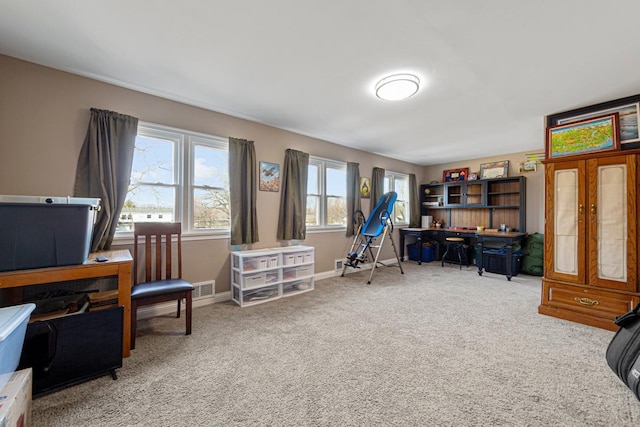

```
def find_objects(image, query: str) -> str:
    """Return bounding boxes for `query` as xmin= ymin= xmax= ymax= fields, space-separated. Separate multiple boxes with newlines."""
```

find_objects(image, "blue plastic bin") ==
xmin=407 ymin=244 xmax=435 ymax=263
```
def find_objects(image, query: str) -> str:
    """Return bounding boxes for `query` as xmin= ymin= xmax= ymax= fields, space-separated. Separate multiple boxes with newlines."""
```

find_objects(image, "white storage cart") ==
xmin=230 ymin=246 xmax=314 ymax=307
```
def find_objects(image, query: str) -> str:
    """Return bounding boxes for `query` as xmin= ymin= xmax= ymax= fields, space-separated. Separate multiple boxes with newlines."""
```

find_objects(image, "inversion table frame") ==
xmin=341 ymin=191 xmax=404 ymax=284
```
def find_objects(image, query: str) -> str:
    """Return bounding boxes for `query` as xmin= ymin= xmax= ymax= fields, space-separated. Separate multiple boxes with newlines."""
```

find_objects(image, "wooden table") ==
xmin=0 ymin=249 xmax=133 ymax=357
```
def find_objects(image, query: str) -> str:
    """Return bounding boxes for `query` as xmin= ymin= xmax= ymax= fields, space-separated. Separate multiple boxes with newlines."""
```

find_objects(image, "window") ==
xmin=117 ymin=123 xmax=229 ymax=234
xmin=384 ymin=171 xmax=410 ymax=225
xmin=306 ymin=157 xmax=347 ymax=228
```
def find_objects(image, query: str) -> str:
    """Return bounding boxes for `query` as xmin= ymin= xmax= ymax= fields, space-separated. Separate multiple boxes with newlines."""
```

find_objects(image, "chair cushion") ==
xmin=131 ymin=279 xmax=195 ymax=300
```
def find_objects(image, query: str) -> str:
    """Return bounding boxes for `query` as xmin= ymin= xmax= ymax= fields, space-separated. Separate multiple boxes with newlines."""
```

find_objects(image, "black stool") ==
xmin=441 ymin=237 xmax=469 ymax=269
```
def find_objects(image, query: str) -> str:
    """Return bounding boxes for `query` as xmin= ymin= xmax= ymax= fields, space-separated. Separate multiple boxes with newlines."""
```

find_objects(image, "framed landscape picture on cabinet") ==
xmin=546 ymin=93 xmax=640 ymax=150
xmin=546 ymin=113 xmax=620 ymax=159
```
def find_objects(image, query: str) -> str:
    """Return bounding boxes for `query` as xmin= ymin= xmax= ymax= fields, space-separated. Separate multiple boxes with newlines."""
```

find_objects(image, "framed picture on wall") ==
xmin=442 ymin=168 xmax=469 ymax=182
xmin=360 ymin=177 xmax=371 ymax=198
xmin=479 ymin=161 xmax=509 ymax=179
xmin=259 ymin=161 xmax=280 ymax=191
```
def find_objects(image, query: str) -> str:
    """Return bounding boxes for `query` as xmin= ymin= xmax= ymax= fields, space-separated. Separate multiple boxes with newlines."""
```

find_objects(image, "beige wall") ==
xmin=0 ymin=54 xmax=425 ymax=293
xmin=0 ymin=55 xmax=546 ymax=294
xmin=423 ymin=152 xmax=545 ymax=233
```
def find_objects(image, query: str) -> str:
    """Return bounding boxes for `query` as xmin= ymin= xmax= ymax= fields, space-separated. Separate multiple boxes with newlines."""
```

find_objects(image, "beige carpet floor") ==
xmin=32 ymin=262 xmax=640 ymax=426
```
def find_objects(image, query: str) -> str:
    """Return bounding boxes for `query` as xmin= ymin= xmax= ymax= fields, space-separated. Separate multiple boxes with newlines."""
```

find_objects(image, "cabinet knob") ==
xmin=579 ymin=204 xmax=584 ymax=215
xmin=590 ymin=204 xmax=597 ymax=215
xmin=574 ymin=297 xmax=599 ymax=306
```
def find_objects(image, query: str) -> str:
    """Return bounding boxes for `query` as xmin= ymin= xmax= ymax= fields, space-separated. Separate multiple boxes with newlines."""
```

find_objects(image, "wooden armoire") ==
xmin=539 ymin=153 xmax=639 ymax=330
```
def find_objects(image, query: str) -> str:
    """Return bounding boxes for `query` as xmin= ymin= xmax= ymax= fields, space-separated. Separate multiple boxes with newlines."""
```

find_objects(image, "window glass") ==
xmin=327 ymin=196 xmax=346 ymax=225
xmin=120 ymin=185 xmax=176 ymax=231
xmin=307 ymin=164 xmax=319 ymax=194
xmin=395 ymin=176 xmax=409 ymax=200
xmin=130 ymin=136 xmax=175 ymax=185
xmin=193 ymin=188 xmax=230 ymax=229
xmin=306 ymin=195 xmax=319 ymax=226
xmin=193 ymin=145 xmax=227 ymax=188
xmin=327 ymin=167 xmax=346 ymax=196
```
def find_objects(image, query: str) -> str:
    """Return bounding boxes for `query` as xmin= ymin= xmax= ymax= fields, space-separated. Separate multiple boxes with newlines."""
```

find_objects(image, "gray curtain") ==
xmin=371 ymin=167 xmax=386 ymax=208
xmin=277 ymin=149 xmax=309 ymax=240
xmin=409 ymin=173 xmax=420 ymax=227
xmin=229 ymin=137 xmax=259 ymax=245
xmin=346 ymin=162 xmax=361 ymax=236
xmin=74 ymin=108 xmax=138 ymax=251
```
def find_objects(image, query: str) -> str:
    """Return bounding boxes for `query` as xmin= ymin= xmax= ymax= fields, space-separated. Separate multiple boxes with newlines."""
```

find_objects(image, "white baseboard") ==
xmin=136 ymin=291 xmax=231 ymax=320
xmin=314 ymin=257 xmax=400 ymax=281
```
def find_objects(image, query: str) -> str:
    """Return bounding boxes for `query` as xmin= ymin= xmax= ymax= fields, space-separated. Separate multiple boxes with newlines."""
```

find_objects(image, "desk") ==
xmin=0 ymin=249 xmax=132 ymax=358
xmin=400 ymin=228 xmax=527 ymax=280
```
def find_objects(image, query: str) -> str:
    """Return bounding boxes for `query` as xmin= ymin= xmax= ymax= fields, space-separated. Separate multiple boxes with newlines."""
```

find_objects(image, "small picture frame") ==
xmin=480 ymin=161 xmax=509 ymax=179
xmin=519 ymin=161 xmax=537 ymax=173
xmin=259 ymin=161 xmax=280 ymax=192
xmin=360 ymin=177 xmax=371 ymax=198
xmin=442 ymin=168 xmax=469 ymax=182
xmin=546 ymin=113 xmax=620 ymax=159
xmin=468 ymin=172 xmax=478 ymax=181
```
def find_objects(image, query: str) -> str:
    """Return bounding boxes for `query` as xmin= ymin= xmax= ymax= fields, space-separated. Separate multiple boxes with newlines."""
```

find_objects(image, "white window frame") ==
xmin=307 ymin=156 xmax=347 ymax=231
xmin=384 ymin=170 xmax=410 ymax=226
xmin=116 ymin=122 xmax=229 ymax=239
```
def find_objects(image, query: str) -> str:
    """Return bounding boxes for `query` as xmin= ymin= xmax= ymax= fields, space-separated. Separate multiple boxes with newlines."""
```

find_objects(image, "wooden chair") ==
xmin=130 ymin=222 xmax=194 ymax=350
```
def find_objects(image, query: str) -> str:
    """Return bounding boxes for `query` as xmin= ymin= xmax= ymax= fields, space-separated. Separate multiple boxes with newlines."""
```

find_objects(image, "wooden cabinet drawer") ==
xmin=541 ymin=279 xmax=636 ymax=319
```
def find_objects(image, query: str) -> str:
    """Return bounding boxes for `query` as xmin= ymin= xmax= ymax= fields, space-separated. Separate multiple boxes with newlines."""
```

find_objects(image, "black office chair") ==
xmin=130 ymin=222 xmax=194 ymax=350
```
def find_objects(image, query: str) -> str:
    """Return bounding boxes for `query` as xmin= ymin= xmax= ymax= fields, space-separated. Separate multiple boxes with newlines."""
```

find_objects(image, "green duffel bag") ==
xmin=521 ymin=256 xmax=543 ymax=276
xmin=521 ymin=232 xmax=544 ymax=276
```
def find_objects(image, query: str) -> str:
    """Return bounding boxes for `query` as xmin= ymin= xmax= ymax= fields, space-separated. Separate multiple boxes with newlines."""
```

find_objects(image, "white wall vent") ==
xmin=193 ymin=280 xmax=215 ymax=300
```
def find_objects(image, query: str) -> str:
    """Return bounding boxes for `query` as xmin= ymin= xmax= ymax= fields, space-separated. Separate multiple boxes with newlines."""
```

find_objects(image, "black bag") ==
xmin=606 ymin=303 xmax=640 ymax=401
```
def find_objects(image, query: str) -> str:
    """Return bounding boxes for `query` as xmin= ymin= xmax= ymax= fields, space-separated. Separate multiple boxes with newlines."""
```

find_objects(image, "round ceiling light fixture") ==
xmin=375 ymin=73 xmax=420 ymax=101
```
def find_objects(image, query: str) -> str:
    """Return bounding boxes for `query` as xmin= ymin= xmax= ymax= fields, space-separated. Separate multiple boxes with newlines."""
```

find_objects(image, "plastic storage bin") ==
xmin=0 ymin=304 xmax=36 ymax=391
xmin=282 ymin=265 xmax=314 ymax=280
xmin=282 ymin=278 xmax=314 ymax=296
xmin=0 ymin=195 xmax=100 ymax=272
xmin=407 ymin=244 xmax=435 ymax=263
xmin=483 ymin=250 xmax=522 ymax=276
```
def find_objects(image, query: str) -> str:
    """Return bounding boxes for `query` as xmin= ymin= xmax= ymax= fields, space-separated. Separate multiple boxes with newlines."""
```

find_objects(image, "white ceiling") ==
xmin=1 ymin=0 xmax=640 ymax=166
